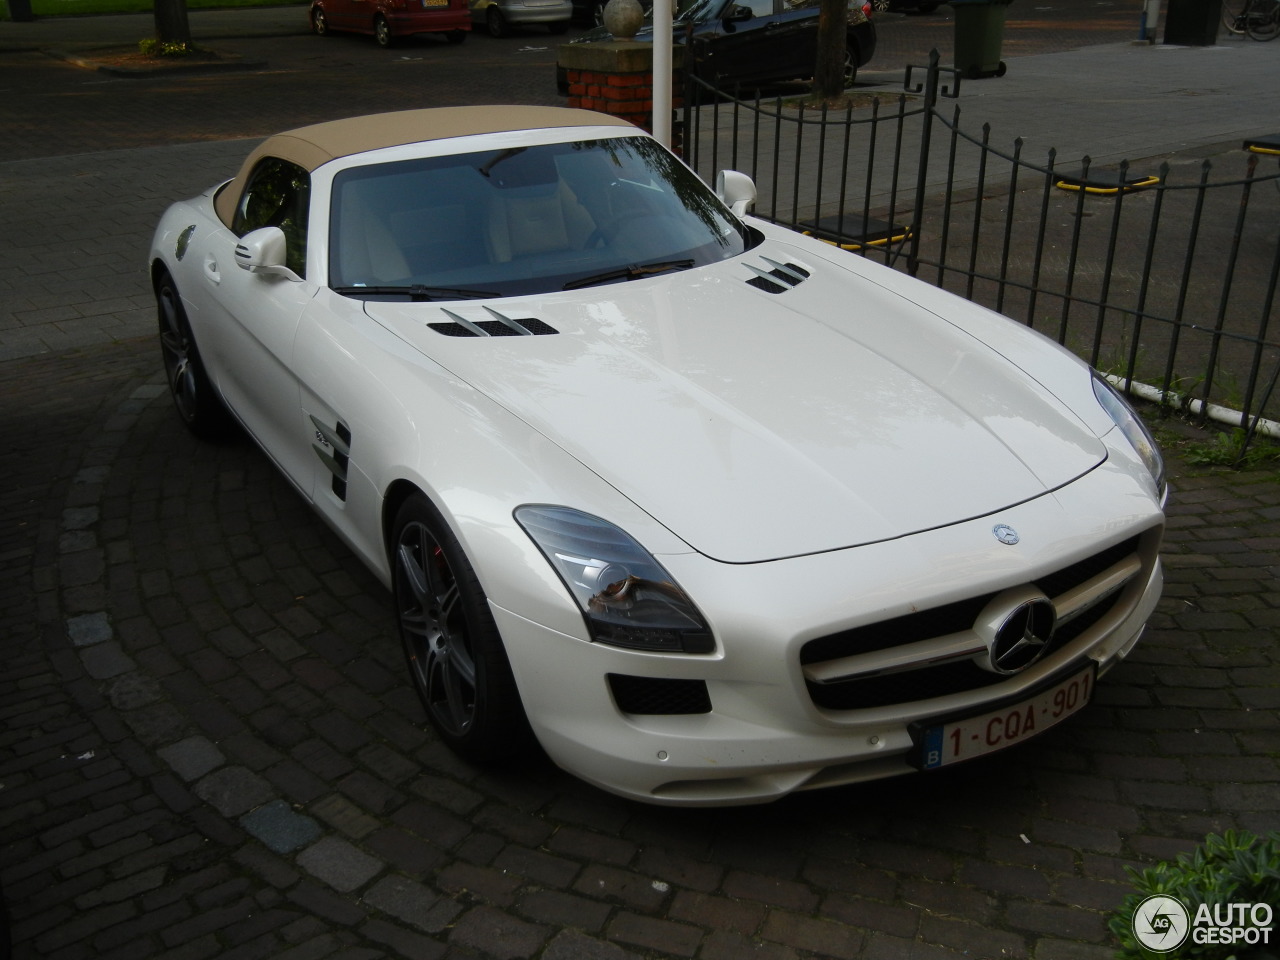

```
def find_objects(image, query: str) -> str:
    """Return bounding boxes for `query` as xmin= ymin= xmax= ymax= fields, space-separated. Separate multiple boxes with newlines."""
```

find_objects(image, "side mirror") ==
xmin=725 ymin=3 xmax=752 ymax=20
xmin=234 ymin=226 xmax=301 ymax=280
xmin=715 ymin=169 xmax=757 ymax=217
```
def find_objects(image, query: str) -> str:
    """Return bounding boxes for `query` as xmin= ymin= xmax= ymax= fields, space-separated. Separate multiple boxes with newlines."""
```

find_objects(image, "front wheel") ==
xmin=311 ymin=5 xmax=329 ymax=35
xmin=842 ymin=46 xmax=859 ymax=88
xmin=391 ymin=494 xmax=532 ymax=762
xmin=486 ymin=5 xmax=508 ymax=37
xmin=374 ymin=14 xmax=393 ymax=46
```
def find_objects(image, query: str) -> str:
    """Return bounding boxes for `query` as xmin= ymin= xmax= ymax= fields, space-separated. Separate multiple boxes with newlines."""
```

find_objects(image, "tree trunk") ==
xmin=154 ymin=0 xmax=192 ymax=44
xmin=811 ymin=0 xmax=848 ymax=100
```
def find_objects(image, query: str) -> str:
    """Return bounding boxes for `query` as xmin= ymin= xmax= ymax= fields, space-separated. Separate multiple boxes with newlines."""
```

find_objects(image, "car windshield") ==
xmin=328 ymin=136 xmax=750 ymax=299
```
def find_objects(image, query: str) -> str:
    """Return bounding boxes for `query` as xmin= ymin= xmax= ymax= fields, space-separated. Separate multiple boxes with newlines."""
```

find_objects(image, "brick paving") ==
xmin=5 ymin=390 xmax=1279 ymax=960
xmin=2 ymin=5 xmax=1279 ymax=958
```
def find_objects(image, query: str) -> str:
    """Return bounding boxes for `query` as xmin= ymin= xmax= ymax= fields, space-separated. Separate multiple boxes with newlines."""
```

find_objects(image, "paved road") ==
xmin=2 ymin=4 xmax=1279 ymax=959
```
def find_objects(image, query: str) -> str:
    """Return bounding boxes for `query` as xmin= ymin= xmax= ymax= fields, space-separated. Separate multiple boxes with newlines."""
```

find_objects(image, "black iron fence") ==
xmin=680 ymin=52 xmax=1280 ymax=451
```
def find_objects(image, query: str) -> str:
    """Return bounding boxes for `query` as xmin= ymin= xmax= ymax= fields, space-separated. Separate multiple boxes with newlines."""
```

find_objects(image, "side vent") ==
xmin=429 ymin=306 xmax=557 ymax=338
xmin=745 ymin=257 xmax=811 ymax=294
xmin=311 ymin=416 xmax=351 ymax=501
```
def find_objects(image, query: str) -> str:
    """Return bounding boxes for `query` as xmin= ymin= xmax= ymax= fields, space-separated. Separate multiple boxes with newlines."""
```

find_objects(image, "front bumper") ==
xmin=496 ymin=448 xmax=1164 ymax=806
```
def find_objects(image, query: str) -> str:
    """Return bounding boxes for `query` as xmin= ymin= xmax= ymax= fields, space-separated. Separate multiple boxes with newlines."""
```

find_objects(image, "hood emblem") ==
xmin=993 ymin=523 xmax=1020 ymax=545
xmin=975 ymin=589 xmax=1057 ymax=675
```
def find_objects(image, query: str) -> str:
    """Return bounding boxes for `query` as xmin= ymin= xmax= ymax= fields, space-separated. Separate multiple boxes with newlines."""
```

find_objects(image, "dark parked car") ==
xmin=871 ymin=0 xmax=939 ymax=12
xmin=563 ymin=0 xmax=877 ymax=91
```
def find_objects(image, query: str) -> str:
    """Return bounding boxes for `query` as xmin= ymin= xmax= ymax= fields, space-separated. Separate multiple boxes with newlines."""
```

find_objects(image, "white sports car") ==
xmin=150 ymin=105 xmax=1166 ymax=806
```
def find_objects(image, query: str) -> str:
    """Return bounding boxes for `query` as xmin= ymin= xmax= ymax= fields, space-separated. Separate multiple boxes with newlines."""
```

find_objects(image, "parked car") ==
xmin=871 ymin=0 xmax=940 ymax=12
xmin=563 ymin=0 xmax=877 ymax=92
xmin=471 ymin=0 xmax=572 ymax=35
xmin=310 ymin=0 xmax=470 ymax=46
xmin=150 ymin=105 xmax=1166 ymax=806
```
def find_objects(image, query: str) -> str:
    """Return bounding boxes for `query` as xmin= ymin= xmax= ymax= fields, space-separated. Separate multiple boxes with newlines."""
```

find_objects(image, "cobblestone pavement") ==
xmin=4 ymin=331 xmax=1278 ymax=960
xmin=2 ymin=4 xmax=1279 ymax=958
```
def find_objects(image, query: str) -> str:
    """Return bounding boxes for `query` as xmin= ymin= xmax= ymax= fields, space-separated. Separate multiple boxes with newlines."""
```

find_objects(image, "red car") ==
xmin=311 ymin=0 xmax=471 ymax=46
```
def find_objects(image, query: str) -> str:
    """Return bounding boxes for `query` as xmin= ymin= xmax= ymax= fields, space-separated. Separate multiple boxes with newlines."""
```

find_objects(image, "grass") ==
xmin=8 ymin=0 xmax=299 ymax=18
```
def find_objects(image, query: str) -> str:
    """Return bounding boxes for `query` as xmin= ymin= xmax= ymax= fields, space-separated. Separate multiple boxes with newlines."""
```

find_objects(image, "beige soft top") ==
xmin=213 ymin=105 xmax=636 ymax=227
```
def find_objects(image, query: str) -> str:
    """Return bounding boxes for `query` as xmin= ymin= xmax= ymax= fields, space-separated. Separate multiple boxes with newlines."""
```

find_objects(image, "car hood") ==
xmin=363 ymin=239 xmax=1105 ymax=563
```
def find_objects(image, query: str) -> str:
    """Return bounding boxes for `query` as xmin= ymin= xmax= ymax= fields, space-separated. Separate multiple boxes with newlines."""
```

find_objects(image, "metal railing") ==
xmin=680 ymin=52 xmax=1280 ymax=453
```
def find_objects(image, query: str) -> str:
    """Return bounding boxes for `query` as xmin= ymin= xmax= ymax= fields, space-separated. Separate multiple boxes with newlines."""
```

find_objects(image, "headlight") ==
xmin=515 ymin=505 xmax=714 ymax=654
xmin=1093 ymin=374 xmax=1166 ymax=498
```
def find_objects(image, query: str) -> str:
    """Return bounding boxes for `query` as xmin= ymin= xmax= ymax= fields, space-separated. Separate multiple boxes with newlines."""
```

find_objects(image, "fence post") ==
xmin=905 ymin=50 xmax=958 ymax=277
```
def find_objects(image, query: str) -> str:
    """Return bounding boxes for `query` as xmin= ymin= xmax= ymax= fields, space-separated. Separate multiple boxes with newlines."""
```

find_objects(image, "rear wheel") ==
xmin=374 ymin=13 xmax=393 ymax=46
xmin=1246 ymin=0 xmax=1280 ymax=38
xmin=156 ymin=269 xmax=232 ymax=439
xmin=391 ymin=494 xmax=532 ymax=762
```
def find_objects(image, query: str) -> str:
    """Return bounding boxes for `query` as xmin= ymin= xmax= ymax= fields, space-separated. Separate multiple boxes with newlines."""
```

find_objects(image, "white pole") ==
xmin=652 ymin=0 xmax=673 ymax=146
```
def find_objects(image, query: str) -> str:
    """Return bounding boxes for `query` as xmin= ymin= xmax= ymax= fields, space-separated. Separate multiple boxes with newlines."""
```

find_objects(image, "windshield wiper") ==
xmin=563 ymin=259 xmax=695 ymax=291
xmin=332 ymin=284 xmax=497 ymax=301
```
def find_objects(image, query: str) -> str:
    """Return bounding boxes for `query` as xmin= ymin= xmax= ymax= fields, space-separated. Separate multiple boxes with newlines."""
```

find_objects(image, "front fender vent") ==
xmin=745 ymin=257 xmax=810 ymax=294
xmin=428 ymin=307 xmax=557 ymax=338
xmin=311 ymin=416 xmax=351 ymax=502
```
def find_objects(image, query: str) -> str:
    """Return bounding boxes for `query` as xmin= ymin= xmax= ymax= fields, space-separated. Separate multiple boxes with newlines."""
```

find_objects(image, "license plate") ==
xmin=917 ymin=665 xmax=1095 ymax=770
xmin=422 ymin=0 xmax=447 ymax=7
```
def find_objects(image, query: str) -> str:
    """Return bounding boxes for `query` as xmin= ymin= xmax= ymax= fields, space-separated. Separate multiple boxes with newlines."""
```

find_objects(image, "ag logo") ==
xmin=1132 ymin=894 xmax=1190 ymax=953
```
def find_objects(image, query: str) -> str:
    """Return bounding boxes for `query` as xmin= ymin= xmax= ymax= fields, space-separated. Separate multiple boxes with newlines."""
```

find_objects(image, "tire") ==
xmin=391 ymin=494 xmax=532 ymax=763
xmin=374 ymin=14 xmax=393 ymax=46
xmin=156 ymin=270 xmax=232 ymax=439
xmin=1246 ymin=0 xmax=1280 ymax=38
xmin=591 ymin=0 xmax=605 ymax=25
xmin=1222 ymin=0 xmax=1248 ymax=32
xmin=842 ymin=45 xmax=859 ymax=88
xmin=311 ymin=6 xmax=329 ymax=35
xmin=486 ymin=5 xmax=508 ymax=37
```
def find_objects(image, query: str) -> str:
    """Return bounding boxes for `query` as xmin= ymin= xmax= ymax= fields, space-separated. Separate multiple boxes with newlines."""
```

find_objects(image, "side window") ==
xmin=744 ymin=0 xmax=775 ymax=13
xmin=233 ymin=157 xmax=310 ymax=277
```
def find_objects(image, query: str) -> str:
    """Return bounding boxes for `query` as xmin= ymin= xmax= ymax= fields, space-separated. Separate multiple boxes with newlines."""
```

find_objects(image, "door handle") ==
xmin=203 ymin=255 xmax=221 ymax=284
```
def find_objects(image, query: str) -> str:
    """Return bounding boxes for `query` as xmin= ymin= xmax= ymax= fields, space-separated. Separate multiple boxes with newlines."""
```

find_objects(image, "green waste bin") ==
xmin=1163 ymin=0 xmax=1221 ymax=44
xmin=951 ymin=0 xmax=1012 ymax=79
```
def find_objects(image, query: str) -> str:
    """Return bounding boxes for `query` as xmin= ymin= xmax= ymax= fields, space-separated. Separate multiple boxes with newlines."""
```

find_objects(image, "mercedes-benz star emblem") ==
xmin=989 ymin=599 xmax=1056 ymax=674
xmin=993 ymin=523 xmax=1020 ymax=545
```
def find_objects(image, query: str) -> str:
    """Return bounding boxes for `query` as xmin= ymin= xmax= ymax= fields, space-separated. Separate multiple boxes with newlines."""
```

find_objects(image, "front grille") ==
xmin=608 ymin=675 xmax=711 ymax=715
xmin=801 ymin=536 xmax=1145 ymax=712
